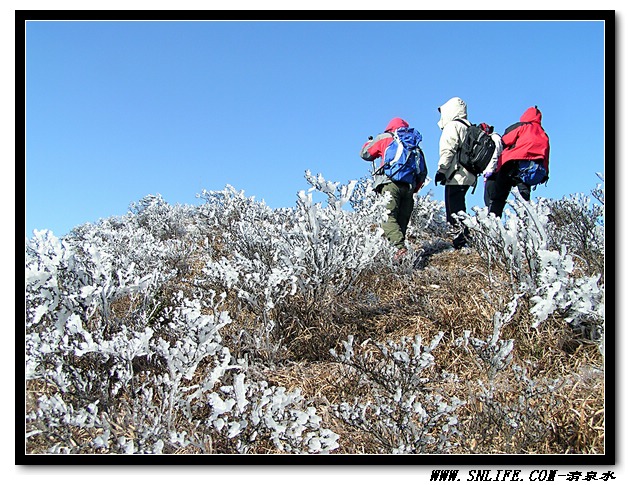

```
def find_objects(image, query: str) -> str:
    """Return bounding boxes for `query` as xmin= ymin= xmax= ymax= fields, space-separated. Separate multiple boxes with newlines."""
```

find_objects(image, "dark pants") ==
xmin=485 ymin=164 xmax=531 ymax=217
xmin=445 ymin=185 xmax=470 ymax=249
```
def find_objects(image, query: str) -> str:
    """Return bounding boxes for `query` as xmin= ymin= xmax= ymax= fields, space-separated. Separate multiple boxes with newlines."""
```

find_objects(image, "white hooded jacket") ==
xmin=436 ymin=97 xmax=477 ymax=186
xmin=483 ymin=132 xmax=504 ymax=177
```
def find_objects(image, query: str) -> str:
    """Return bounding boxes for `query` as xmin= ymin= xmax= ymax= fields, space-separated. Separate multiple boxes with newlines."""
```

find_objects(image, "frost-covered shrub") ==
xmin=66 ymin=201 xmax=204 ymax=283
xmin=199 ymin=173 xmax=392 ymax=360
xmin=129 ymin=194 xmax=198 ymax=242
xmin=459 ymin=193 xmax=550 ymax=290
xmin=457 ymin=298 xmax=520 ymax=379
xmin=529 ymin=247 xmax=604 ymax=335
xmin=330 ymin=333 xmax=465 ymax=454
xmin=25 ymin=212 xmax=337 ymax=454
xmin=543 ymin=178 xmax=605 ymax=277
xmin=25 ymin=168 xmax=606 ymax=455
xmin=592 ymin=173 xmax=605 ymax=206
xmin=459 ymin=192 xmax=605 ymax=334
xmin=25 ymin=228 xmax=161 ymax=340
xmin=294 ymin=171 xmax=392 ymax=296
xmin=407 ymin=190 xmax=448 ymax=240
xmin=206 ymin=373 xmax=339 ymax=453
xmin=457 ymin=309 xmax=563 ymax=453
xmin=195 ymin=184 xmax=276 ymax=257
xmin=25 ymin=239 xmax=231 ymax=454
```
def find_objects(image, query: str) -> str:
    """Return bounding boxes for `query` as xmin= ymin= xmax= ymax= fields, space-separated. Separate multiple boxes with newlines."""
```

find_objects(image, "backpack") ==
xmin=380 ymin=127 xmax=427 ymax=187
xmin=455 ymin=119 xmax=496 ymax=176
xmin=514 ymin=160 xmax=548 ymax=186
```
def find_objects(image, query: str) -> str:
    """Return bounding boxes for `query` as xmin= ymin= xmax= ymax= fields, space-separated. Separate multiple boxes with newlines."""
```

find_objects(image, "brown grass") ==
xmin=25 ymin=242 xmax=605 ymax=455
xmin=216 ymin=246 xmax=604 ymax=455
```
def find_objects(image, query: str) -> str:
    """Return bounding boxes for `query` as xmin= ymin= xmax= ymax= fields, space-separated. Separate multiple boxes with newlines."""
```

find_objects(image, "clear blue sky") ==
xmin=25 ymin=18 xmax=607 ymax=237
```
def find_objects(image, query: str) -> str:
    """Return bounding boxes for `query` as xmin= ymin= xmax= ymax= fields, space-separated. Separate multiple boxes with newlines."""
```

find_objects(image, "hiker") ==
xmin=478 ymin=123 xmax=504 ymax=208
xmin=434 ymin=96 xmax=475 ymax=250
xmin=485 ymin=106 xmax=550 ymax=217
xmin=360 ymin=117 xmax=427 ymax=260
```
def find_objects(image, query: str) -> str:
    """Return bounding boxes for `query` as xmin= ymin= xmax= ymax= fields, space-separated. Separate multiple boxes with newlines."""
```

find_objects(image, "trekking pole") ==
xmin=364 ymin=135 xmax=380 ymax=176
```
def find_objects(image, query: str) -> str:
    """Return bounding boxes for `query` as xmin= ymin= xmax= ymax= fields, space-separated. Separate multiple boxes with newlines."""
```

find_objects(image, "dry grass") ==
xmin=254 ymin=247 xmax=605 ymax=455
xmin=25 ymin=240 xmax=605 ymax=456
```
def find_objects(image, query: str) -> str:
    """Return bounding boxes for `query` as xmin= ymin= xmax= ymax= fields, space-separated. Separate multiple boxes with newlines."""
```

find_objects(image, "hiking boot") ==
xmin=394 ymin=248 xmax=408 ymax=262
xmin=452 ymin=228 xmax=470 ymax=250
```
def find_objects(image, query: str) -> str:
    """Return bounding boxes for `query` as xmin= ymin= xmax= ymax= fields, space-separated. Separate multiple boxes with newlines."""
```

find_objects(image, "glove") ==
xmin=434 ymin=172 xmax=446 ymax=186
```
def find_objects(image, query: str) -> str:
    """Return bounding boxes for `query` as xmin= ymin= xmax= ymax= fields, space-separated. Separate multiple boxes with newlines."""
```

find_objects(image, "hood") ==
xmin=437 ymin=97 xmax=467 ymax=129
xmin=384 ymin=117 xmax=409 ymax=133
xmin=520 ymin=106 xmax=542 ymax=124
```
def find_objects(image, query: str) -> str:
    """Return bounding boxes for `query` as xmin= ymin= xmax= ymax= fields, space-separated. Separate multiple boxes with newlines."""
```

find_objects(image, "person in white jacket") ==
xmin=434 ymin=96 xmax=475 ymax=249
xmin=477 ymin=123 xmax=504 ymax=208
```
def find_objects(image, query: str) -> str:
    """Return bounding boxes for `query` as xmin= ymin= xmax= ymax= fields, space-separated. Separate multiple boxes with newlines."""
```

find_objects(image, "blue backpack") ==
xmin=381 ymin=127 xmax=427 ymax=187
xmin=515 ymin=160 xmax=548 ymax=186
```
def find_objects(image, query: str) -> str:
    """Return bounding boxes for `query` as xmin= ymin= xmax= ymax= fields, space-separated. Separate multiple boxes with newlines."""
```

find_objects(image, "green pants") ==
xmin=381 ymin=182 xmax=414 ymax=250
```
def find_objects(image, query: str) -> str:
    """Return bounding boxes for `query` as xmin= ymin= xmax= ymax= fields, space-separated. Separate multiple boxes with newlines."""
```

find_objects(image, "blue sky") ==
xmin=24 ymin=16 xmax=607 ymax=237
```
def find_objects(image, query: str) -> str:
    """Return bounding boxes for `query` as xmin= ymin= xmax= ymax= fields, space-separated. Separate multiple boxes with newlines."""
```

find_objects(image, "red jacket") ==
xmin=498 ymin=107 xmax=550 ymax=173
xmin=360 ymin=117 xmax=409 ymax=160
xmin=360 ymin=118 xmax=423 ymax=192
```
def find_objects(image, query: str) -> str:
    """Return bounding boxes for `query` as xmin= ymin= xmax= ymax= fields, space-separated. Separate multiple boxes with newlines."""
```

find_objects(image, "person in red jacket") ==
xmin=360 ymin=117 xmax=424 ymax=260
xmin=485 ymin=106 xmax=550 ymax=217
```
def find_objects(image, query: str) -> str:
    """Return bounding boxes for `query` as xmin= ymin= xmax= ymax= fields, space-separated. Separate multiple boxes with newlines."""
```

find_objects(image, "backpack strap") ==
xmin=453 ymin=119 xmax=472 ymax=150
xmin=503 ymin=121 xmax=529 ymax=136
xmin=369 ymin=131 xmax=395 ymax=176
xmin=470 ymin=176 xmax=478 ymax=195
xmin=447 ymin=119 xmax=472 ymax=182
xmin=502 ymin=121 xmax=530 ymax=149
